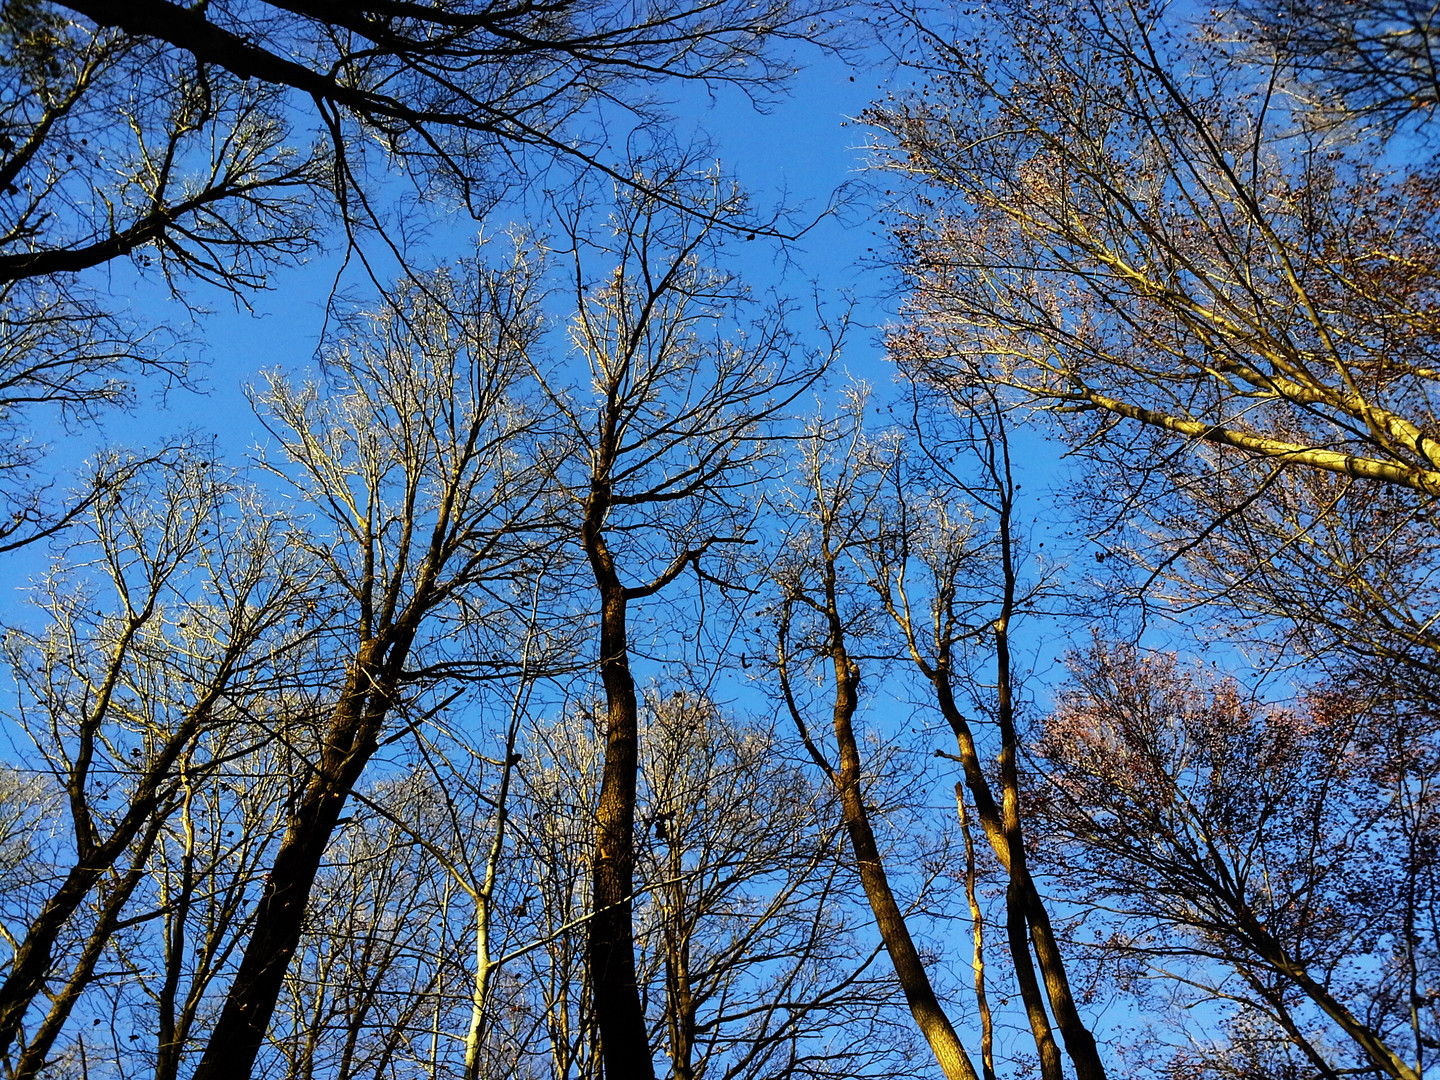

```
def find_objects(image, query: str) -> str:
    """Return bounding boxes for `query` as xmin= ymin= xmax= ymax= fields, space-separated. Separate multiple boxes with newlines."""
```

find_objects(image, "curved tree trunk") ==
xmin=583 ymin=479 xmax=657 ymax=1080
xmin=826 ymin=648 xmax=981 ymax=1080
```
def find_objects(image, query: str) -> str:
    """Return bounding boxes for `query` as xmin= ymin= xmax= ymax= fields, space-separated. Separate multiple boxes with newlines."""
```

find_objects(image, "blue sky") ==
xmin=111 ymin=47 xmax=895 ymax=466
xmin=6 ymin=34 xmax=1106 ymax=711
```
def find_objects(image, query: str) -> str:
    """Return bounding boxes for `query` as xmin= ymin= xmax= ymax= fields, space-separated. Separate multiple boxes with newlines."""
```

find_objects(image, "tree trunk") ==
xmin=664 ymin=828 xmax=696 ymax=1080
xmin=930 ymin=656 xmax=1106 ymax=1080
xmin=587 ymin=577 xmax=655 ymax=1080
xmin=827 ymin=648 xmax=980 ymax=1080
xmin=192 ymin=639 xmax=401 ymax=1080
xmin=994 ymin=619 xmax=1107 ymax=1080
xmin=583 ymin=471 xmax=656 ymax=1080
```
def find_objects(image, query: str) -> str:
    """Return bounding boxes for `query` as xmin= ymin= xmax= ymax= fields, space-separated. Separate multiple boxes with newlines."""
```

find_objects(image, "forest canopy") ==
xmin=0 ymin=1 xmax=1433 ymax=1079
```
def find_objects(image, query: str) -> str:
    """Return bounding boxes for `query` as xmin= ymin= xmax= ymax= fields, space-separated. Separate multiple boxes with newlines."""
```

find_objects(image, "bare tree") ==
xmin=268 ymin=770 xmax=463 ymax=1080
xmin=871 ymin=0 xmax=1440 ymax=494
xmin=0 ymin=3 xmax=320 ymax=547
xmin=543 ymin=170 xmax=822 ymax=1080
xmin=316 ymin=585 xmax=574 ymax=1080
xmin=1233 ymin=0 xmax=1440 ymax=137
xmin=3 ymin=0 xmax=843 ymax=304
xmin=0 ymin=0 xmax=841 ymax=560
xmin=635 ymin=690 xmax=914 ymax=1080
xmin=869 ymin=0 xmax=1440 ymax=719
xmin=58 ymin=0 xmax=841 ymax=236
xmin=0 ymin=450 xmax=320 ymax=1073
xmin=484 ymin=689 xmax=914 ymax=1080
xmin=863 ymin=5 xmax=1440 ymax=1075
xmin=140 ymin=743 xmax=299 ymax=1080
xmin=770 ymin=388 xmax=982 ymax=1080
xmin=513 ymin=706 xmax=607 ymax=1080
xmin=191 ymin=245 xmax=556 ymax=1080
xmin=0 ymin=286 xmax=188 ymax=553
xmin=1032 ymin=641 xmax=1437 ymax=1080
xmin=862 ymin=382 xmax=1107 ymax=1080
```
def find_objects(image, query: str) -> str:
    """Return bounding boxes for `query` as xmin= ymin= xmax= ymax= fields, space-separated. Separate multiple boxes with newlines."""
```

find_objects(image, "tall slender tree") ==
xmin=771 ymin=389 xmax=981 ymax=1080
xmin=542 ymin=171 xmax=821 ymax=1079
xmin=193 ymin=246 xmax=555 ymax=1080
xmin=863 ymin=383 xmax=1106 ymax=1080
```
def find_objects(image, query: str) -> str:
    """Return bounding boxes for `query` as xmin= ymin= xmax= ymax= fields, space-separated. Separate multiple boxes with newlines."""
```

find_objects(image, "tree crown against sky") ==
xmin=0 ymin=0 xmax=857 ymax=556
xmin=869 ymin=0 xmax=1440 ymax=673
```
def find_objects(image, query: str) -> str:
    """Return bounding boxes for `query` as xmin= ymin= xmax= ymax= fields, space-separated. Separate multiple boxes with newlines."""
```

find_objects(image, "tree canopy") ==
xmin=0 ymin=1 xmax=1433 ymax=1079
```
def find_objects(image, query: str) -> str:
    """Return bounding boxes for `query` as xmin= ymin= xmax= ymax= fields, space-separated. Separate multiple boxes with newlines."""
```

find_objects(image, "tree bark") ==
xmin=809 ymin=534 xmax=980 ymax=1080
xmin=994 ymin=617 xmax=1107 ymax=1080
xmin=583 ymin=477 xmax=656 ymax=1080
xmin=825 ymin=646 xmax=980 ymax=1080
xmin=192 ymin=637 xmax=405 ymax=1080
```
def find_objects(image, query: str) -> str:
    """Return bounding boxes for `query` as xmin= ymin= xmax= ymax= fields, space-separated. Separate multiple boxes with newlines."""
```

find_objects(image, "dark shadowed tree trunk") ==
xmin=192 ymin=256 xmax=549 ymax=1080
xmin=545 ymin=174 xmax=819 ymax=1080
